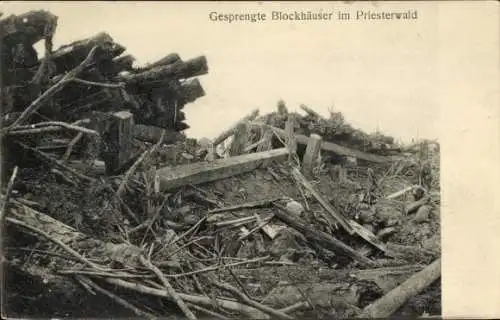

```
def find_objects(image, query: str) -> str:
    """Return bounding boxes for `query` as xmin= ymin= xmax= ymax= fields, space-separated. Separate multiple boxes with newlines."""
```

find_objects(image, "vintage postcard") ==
xmin=0 ymin=1 xmax=498 ymax=319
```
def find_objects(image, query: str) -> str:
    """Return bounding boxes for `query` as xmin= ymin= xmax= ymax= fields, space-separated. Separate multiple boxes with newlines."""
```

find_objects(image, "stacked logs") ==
xmin=1 ymin=10 xmax=208 ymax=175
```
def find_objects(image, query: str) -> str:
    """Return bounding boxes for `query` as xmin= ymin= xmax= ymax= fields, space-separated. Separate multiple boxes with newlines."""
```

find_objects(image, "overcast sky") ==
xmin=2 ymin=1 xmax=438 ymax=142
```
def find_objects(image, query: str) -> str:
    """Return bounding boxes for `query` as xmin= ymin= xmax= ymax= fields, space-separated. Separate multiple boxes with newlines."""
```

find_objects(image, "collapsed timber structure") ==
xmin=1 ymin=10 xmax=441 ymax=319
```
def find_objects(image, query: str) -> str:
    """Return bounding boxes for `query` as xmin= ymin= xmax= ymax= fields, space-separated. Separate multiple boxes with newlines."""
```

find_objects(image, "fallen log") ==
xmin=273 ymin=202 xmax=375 ymax=267
xmin=360 ymin=258 xmax=441 ymax=318
xmin=157 ymin=148 xmax=289 ymax=191
xmin=251 ymin=122 xmax=403 ymax=163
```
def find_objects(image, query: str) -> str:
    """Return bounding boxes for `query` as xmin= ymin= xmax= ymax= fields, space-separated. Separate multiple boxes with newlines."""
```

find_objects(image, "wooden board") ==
xmin=157 ymin=148 xmax=289 ymax=190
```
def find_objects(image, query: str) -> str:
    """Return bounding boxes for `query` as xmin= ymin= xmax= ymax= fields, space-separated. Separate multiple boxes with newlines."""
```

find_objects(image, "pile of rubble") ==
xmin=1 ymin=10 xmax=441 ymax=320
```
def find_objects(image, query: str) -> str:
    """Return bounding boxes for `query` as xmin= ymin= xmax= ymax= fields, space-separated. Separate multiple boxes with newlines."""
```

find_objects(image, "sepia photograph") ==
xmin=0 ymin=1 xmax=497 ymax=319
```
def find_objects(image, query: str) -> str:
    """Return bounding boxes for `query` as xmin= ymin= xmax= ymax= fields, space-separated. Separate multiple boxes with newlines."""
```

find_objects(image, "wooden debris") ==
xmin=302 ymin=133 xmax=322 ymax=177
xmin=208 ymin=197 xmax=282 ymax=214
xmin=157 ymin=148 xmax=289 ymax=191
xmin=229 ymin=122 xmax=249 ymax=156
xmin=101 ymin=110 xmax=135 ymax=174
xmin=292 ymin=168 xmax=355 ymax=235
xmin=273 ymin=202 xmax=375 ymax=267
xmin=250 ymin=122 xmax=403 ymax=163
xmin=361 ymin=258 xmax=441 ymax=318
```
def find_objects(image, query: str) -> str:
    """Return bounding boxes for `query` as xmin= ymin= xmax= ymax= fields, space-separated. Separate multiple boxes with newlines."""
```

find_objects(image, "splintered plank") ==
xmin=157 ymin=148 xmax=289 ymax=191
xmin=251 ymin=123 xmax=403 ymax=163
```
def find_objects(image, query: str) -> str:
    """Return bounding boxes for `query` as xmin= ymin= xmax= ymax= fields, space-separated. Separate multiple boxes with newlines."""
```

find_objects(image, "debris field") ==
xmin=0 ymin=10 xmax=441 ymax=319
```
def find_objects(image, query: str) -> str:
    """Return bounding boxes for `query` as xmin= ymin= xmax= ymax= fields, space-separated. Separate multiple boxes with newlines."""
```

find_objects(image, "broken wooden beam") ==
xmin=212 ymin=109 xmax=259 ymax=147
xmin=157 ymin=148 xmax=289 ymax=191
xmin=273 ymin=202 xmax=375 ymax=267
xmin=361 ymin=258 xmax=441 ymax=318
xmin=301 ymin=133 xmax=322 ymax=177
xmin=250 ymin=122 xmax=403 ymax=163
xmin=101 ymin=110 xmax=135 ymax=174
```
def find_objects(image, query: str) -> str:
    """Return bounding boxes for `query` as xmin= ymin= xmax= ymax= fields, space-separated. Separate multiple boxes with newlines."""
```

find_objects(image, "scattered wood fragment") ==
xmin=292 ymin=168 xmax=355 ymax=235
xmin=386 ymin=185 xmax=419 ymax=200
xmin=157 ymin=148 xmax=289 ymax=191
xmin=361 ymin=258 xmax=441 ymax=318
xmin=5 ymin=46 xmax=100 ymax=130
xmin=273 ymin=202 xmax=375 ymax=267
xmin=116 ymin=129 xmax=166 ymax=197
xmin=140 ymin=256 xmax=197 ymax=320
xmin=78 ymin=276 xmax=157 ymax=319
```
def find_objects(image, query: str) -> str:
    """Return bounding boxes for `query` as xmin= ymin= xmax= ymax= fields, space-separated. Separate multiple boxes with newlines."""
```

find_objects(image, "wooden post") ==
xmin=229 ymin=122 xmax=249 ymax=156
xmin=284 ymin=115 xmax=297 ymax=161
xmin=302 ymin=133 xmax=322 ymax=177
xmin=102 ymin=110 xmax=134 ymax=174
xmin=256 ymin=126 xmax=273 ymax=152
